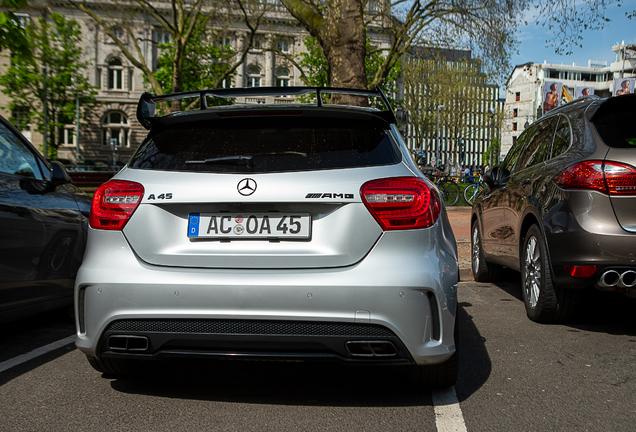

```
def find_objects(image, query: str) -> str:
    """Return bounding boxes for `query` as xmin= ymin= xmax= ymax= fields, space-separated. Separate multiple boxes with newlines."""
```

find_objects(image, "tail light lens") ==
xmin=360 ymin=177 xmax=440 ymax=230
xmin=554 ymin=161 xmax=636 ymax=196
xmin=90 ymin=180 xmax=144 ymax=230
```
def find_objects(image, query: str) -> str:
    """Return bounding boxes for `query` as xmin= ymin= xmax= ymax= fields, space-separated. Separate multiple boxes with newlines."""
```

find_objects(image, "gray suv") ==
xmin=75 ymin=87 xmax=460 ymax=387
xmin=471 ymin=93 xmax=636 ymax=322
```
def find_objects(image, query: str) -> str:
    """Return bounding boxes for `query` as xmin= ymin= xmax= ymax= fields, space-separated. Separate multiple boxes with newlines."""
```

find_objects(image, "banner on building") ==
xmin=575 ymin=86 xmax=594 ymax=98
xmin=543 ymin=81 xmax=562 ymax=114
xmin=613 ymin=78 xmax=634 ymax=96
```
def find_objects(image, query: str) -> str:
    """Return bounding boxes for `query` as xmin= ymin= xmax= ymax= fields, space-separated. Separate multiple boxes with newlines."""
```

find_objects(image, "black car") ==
xmin=471 ymin=93 xmax=636 ymax=322
xmin=0 ymin=115 xmax=91 ymax=322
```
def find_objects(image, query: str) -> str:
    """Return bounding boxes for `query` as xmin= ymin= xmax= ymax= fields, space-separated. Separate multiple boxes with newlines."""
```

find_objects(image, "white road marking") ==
xmin=432 ymin=386 xmax=468 ymax=432
xmin=0 ymin=335 xmax=75 ymax=373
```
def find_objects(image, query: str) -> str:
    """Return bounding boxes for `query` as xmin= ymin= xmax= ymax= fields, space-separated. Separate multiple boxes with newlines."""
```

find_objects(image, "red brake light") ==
xmin=603 ymin=162 xmax=636 ymax=195
xmin=554 ymin=161 xmax=636 ymax=196
xmin=90 ymin=180 xmax=144 ymax=230
xmin=360 ymin=177 xmax=440 ymax=230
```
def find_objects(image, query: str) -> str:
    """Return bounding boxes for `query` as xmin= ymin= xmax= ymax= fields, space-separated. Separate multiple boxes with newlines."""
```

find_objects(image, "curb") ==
xmin=459 ymin=268 xmax=473 ymax=281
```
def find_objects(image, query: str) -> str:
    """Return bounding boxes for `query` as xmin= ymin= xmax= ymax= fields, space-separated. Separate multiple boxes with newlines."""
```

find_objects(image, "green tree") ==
xmin=153 ymin=18 xmax=236 ymax=107
xmin=66 ymin=0 xmax=268 ymax=111
xmin=404 ymin=55 xmax=497 ymax=167
xmin=482 ymin=137 xmax=500 ymax=167
xmin=280 ymin=0 xmax=520 ymax=105
xmin=0 ymin=0 xmax=30 ymax=59
xmin=296 ymin=35 xmax=401 ymax=106
xmin=0 ymin=12 xmax=98 ymax=158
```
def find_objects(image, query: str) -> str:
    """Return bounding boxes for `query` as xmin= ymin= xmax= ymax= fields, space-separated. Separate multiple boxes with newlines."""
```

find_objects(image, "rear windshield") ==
xmin=129 ymin=116 xmax=401 ymax=173
xmin=593 ymin=103 xmax=636 ymax=149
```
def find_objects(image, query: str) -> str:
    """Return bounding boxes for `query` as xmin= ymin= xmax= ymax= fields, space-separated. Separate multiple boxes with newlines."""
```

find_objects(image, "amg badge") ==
xmin=305 ymin=193 xmax=354 ymax=199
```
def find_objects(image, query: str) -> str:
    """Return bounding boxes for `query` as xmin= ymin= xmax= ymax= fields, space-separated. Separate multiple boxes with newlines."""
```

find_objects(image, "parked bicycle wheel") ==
xmin=463 ymin=183 xmax=479 ymax=206
xmin=437 ymin=180 xmax=459 ymax=206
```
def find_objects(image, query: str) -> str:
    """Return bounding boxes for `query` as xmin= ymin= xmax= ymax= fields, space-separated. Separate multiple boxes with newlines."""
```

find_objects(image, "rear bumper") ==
xmin=75 ymin=225 xmax=458 ymax=366
xmin=544 ymin=191 xmax=636 ymax=289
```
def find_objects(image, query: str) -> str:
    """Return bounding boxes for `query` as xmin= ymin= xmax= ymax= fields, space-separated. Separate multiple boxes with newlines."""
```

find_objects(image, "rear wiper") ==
xmin=186 ymin=155 xmax=253 ymax=166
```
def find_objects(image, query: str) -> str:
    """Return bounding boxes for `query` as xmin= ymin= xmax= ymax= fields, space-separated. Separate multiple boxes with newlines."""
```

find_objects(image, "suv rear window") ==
xmin=129 ymin=116 xmax=401 ymax=173
xmin=593 ymin=102 xmax=636 ymax=149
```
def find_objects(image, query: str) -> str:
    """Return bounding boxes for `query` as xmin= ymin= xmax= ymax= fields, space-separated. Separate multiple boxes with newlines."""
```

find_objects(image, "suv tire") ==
xmin=471 ymin=221 xmax=500 ymax=282
xmin=521 ymin=225 xmax=578 ymax=323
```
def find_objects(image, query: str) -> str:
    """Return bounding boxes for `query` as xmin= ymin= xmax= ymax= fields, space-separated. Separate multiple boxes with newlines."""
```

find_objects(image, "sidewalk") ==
xmin=445 ymin=206 xmax=473 ymax=279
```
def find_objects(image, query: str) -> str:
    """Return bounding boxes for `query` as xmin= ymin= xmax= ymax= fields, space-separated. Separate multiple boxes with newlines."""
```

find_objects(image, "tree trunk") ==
xmin=281 ymin=0 xmax=368 ymax=106
xmin=171 ymin=40 xmax=186 ymax=112
xmin=321 ymin=0 xmax=367 ymax=105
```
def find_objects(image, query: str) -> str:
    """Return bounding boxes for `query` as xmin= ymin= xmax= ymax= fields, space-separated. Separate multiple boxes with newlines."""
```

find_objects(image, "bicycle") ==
xmin=424 ymin=172 xmax=460 ymax=206
xmin=463 ymin=175 xmax=484 ymax=205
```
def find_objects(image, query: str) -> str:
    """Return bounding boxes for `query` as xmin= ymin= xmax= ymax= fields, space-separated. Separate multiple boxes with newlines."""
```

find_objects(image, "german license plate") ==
xmin=188 ymin=213 xmax=311 ymax=239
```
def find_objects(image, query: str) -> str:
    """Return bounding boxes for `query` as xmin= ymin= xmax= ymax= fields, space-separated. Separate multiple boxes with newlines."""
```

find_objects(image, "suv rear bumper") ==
xmin=545 ymin=192 xmax=636 ymax=290
xmin=75 ymin=226 xmax=459 ymax=366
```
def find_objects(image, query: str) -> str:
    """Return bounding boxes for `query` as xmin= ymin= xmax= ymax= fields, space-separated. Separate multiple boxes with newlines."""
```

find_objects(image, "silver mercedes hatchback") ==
xmin=75 ymin=87 xmax=459 ymax=387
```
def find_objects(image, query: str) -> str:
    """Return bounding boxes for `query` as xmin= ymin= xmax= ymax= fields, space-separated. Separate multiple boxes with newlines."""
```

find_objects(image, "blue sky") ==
xmin=511 ymin=3 xmax=636 ymax=69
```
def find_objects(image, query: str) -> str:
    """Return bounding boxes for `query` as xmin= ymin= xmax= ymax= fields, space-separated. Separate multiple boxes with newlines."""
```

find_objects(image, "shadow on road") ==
xmin=487 ymin=268 xmax=636 ymax=336
xmin=108 ymin=304 xmax=492 ymax=406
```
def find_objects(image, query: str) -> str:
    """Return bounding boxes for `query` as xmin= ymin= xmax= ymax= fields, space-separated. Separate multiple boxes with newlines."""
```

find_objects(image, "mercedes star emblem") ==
xmin=237 ymin=178 xmax=257 ymax=196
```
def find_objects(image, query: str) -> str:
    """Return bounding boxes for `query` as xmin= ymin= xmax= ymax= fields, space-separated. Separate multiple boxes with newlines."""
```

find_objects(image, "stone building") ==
xmin=0 ymin=1 xmax=390 ymax=165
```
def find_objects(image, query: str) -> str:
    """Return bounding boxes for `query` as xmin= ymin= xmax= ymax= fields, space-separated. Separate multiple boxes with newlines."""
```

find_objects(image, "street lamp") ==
xmin=436 ymin=104 xmax=444 ymax=170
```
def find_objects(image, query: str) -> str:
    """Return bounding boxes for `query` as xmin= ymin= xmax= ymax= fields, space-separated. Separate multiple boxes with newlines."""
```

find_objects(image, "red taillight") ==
xmin=90 ymin=180 xmax=144 ymax=230
xmin=554 ymin=160 xmax=636 ymax=195
xmin=564 ymin=265 xmax=597 ymax=278
xmin=603 ymin=162 xmax=636 ymax=195
xmin=360 ymin=177 xmax=440 ymax=230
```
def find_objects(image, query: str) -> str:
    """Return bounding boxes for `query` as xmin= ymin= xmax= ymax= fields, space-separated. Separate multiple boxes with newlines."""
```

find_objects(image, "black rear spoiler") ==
xmin=136 ymin=86 xmax=397 ymax=129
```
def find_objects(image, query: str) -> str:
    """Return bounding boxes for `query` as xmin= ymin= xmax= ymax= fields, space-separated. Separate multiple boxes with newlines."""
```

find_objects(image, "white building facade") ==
xmin=502 ymin=42 xmax=636 ymax=156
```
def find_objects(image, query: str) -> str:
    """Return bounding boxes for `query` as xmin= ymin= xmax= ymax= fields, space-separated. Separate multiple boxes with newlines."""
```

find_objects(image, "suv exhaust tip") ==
xmin=598 ymin=270 xmax=620 ymax=288
xmin=345 ymin=341 xmax=398 ymax=357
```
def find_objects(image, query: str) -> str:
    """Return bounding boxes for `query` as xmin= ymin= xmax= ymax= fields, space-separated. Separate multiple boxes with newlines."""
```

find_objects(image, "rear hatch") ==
xmin=591 ymin=94 xmax=636 ymax=232
xmin=119 ymin=110 xmax=415 ymax=269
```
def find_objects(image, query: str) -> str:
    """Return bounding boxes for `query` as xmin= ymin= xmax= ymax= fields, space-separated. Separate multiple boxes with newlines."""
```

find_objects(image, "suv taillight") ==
xmin=90 ymin=180 xmax=144 ymax=230
xmin=554 ymin=161 xmax=636 ymax=196
xmin=360 ymin=177 xmax=440 ymax=230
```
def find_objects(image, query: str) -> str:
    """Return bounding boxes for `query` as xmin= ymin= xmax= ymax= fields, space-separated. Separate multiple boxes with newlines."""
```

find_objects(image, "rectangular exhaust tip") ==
xmin=345 ymin=341 xmax=398 ymax=357
xmin=108 ymin=335 xmax=149 ymax=351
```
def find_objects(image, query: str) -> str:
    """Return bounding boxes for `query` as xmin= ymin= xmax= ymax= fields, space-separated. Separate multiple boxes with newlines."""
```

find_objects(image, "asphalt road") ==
xmin=2 ymin=276 xmax=635 ymax=431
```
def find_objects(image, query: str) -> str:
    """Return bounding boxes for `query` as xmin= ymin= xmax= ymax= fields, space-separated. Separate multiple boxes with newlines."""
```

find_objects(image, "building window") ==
xmin=515 ymin=92 xmax=520 ymax=102
xmin=157 ymin=31 xmax=171 ymax=44
xmin=62 ymin=128 xmax=75 ymax=146
xmin=277 ymin=40 xmax=290 ymax=53
xmin=108 ymin=57 xmax=124 ymax=90
xmin=276 ymin=67 xmax=290 ymax=87
xmin=223 ymin=35 xmax=233 ymax=47
xmin=102 ymin=112 xmax=130 ymax=148
xmin=247 ymin=65 xmax=261 ymax=88
xmin=14 ymin=13 xmax=30 ymax=28
xmin=252 ymin=37 xmax=263 ymax=50
xmin=11 ymin=107 xmax=30 ymax=131
xmin=513 ymin=108 xmax=518 ymax=117
xmin=512 ymin=122 xmax=517 ymax=131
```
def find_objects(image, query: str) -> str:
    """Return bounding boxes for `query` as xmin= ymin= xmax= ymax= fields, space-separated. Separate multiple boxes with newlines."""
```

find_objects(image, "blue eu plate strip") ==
xmin=188 ymin=213 xmax=200 ymax=237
